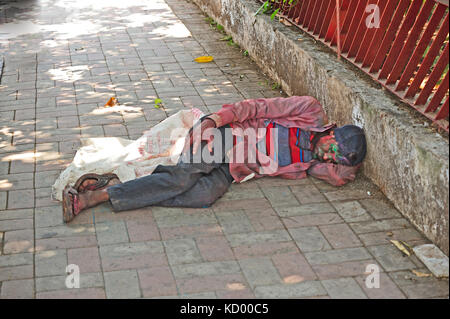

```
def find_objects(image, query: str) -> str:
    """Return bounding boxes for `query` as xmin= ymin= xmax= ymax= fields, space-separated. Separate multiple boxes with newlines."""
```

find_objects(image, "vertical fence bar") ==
xmin=342 ymin=0 xmax=368 ymax=52
xmin=425 ymin=71 xmax=449 ymax=112
xmin=386 ymin=0 xmax=436 ymax=84
xmin=319 ymin=1 xmax=336 ymax=38
xmin=361 ymin=0 xmax=398 ymax=67
xmin=369 ymin=0 xmax=411 ymax=73
xmin=378 ymin=0 xmax=423 ymax=79
xmin=396 ymin=5 xmax=447 ymax=92
xmin=405 ymin=15 xmax=449 ymax=98
xmin=416 ymin=42 xmax=449 ymax=106
xmin=313 ymin=0 xmax=330 ymax=35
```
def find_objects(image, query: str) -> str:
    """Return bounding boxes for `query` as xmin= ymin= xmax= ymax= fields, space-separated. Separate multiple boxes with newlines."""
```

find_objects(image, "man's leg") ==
xmin=106 ymin=162 xmax=220 ymax=211
xmin=68 ymin=122 xmax=233 ymax=214
xmin=157 ymin=163 xmax=233 ymax=208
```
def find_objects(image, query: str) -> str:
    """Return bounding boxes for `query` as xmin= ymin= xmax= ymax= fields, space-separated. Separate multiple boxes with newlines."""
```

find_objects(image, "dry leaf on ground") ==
xmin=390 ymin=240 xmax=411 ymax=256
xmin=194 ymin=56 xmax=214 ymax=63
xmin=411 ymin=269 xmax=432 ymax=278
xmin=104 ymin=97 xmax=118 ymax=107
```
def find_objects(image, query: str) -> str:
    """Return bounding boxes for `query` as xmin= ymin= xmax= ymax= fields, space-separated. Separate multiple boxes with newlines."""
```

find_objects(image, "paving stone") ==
xmin=36 ymin=269 xmax=104 ymax=292
xmin=275 ymin=203 xmax=335 ymax=217
xmin=350 ymin=218 xmax=411 ymax=234
xmin=152 ymin=207 xmax=217 ymax=228
xmin=100 ymin=241 xmax=166 ymax=271
xmin=126 ymin=218 xmax=160 ymax=242
xmin=7 ymin=189 xmax=34 ymax=209
xmin=0 ymin=209 xmax=34 ymax=221
xmin=164 ymin=238 xmax=203 ymax=265
xmin=0 ymin=279 xmax=34 ymax=299
xmin=179 ymin=292 xmax=218 ymax=299
xmin=215 ymin=210 xmax=254 ymax=234
xmin=324 ymin=189 xmax=372 ymax=202
xmin=319 ymin=223 xmax=362 ymax=249
xmin=172 ymin=261 xmax=241 ymax=279
xmin=35 ymin=249 xmax=68 ymax=277
xmin=321 ymin=278 xmax=367 ymax=299
xmin=215 ymin=288 xmax=255 ymax=299
xmin=0 ymin=218 xmax=33 ymax=232
xmin=413 ymin=244 xmax=449 ymax=278
xmin=0 ymin=191 xmax=6 ymax=210
xmin=355 ymin=272 xmax=406 ymax=299
xmin=35 ymin=206 xmax=63 ymax=228
xmin=159 ymin=223 xmax=223 ymax=240
xmin=358 ymin=228 xmax=426 ymax=246
xmin=388 ymin=268 xmax=442 ymax=287
xmin=0 ymin=264 xmax=34 ymax=281
xmin=244 ymin=207 xmax=285 ymax=231
xmin=176 ymin=273 xmax=248 ymax=295
xmin=260 ymin=186 xmax=299 ymax=208
xmin=36 ymin=287 xmax=106 ymax=299
xmin=95 ymin=221 xmax=129 ymax=245
xmin=226 ymin=229 xmax=292 ymax=248
xmin=195 ymin=235 xmax=235 ymax=262
xmin=288 ymin=227 xmax=331 ymax=252
xmin=36 ymin=224 xmax=95 ymax=239
xmin=312 ymin=259 xmax=379 ymax=280
xmin=282 ymin=213 xmax=343 ymax=228
xmin=254 ymin=281 xmax=327 ymax=299
xmin=0 ymin=253 xmax=33 ymax=268
xmin=400 ymin=281 xmax=449 ymax=299
xmin=305 ymin=247 xmax=372 ymax=266
xmin=68 ymin=247 xmax=101 ymax=274
xmin=233 ymin=241 xmax=298 ymax=259
xmin=367 ymin=244 xmax=417 ymax=272
xmin=332 ymin=201 xmax=373 ymax=222
xmin=359 ymin=198 xmax=401 ymax=219
xmin=238 ymin=257 xmax=282 ymax=288
xmin=290 ymin=185 xmax=328 ymax=204
xmin=104 ymin=270 xmax=141 ymax=299
xmin=3 ymin=229 xmax=34 ymax=254
xmin=138 ymin=266 xmax=178 ymax=298
xmin=35 ymin=235 xmax=98 ymax=251
xmin=271 ymin=252 xmax=317 ymax=283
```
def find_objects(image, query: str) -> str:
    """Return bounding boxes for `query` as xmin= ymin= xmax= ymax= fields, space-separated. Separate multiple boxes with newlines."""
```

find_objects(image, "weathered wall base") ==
xmin=190 ymin=0 xmax=449 ymax=254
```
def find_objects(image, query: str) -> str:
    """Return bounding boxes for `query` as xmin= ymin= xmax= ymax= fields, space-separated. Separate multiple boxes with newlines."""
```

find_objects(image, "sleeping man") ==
xmin=62 ymin=96 xmax=367 ymax=223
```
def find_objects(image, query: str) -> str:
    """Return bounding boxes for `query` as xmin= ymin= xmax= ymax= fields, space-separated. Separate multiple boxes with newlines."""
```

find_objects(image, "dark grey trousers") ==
xmin=107 ymin=124 xmax=234 ymax=211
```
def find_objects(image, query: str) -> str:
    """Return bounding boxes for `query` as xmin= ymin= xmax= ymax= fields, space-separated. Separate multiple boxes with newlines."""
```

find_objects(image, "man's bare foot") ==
xmin=63 ymin=187 xmax=110 ymax=223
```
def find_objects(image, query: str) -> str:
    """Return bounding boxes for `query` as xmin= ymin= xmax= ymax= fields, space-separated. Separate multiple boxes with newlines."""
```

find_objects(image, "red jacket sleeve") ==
xmin=213 ymin=96 xmax=327 ymax=128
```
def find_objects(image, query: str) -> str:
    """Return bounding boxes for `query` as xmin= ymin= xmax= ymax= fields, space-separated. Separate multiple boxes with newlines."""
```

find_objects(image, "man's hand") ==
xmin=184 ymin=118 xmax=217 ymax=154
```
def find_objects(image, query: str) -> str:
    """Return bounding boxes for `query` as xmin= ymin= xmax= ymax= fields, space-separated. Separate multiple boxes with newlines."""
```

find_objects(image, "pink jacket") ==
xmin=210 ymin=96 xmax=361 ymax=186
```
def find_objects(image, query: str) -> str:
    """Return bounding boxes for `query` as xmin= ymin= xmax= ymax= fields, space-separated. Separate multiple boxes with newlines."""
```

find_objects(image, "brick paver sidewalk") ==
xmin=0 ymin=0 xmax=448 ymax=299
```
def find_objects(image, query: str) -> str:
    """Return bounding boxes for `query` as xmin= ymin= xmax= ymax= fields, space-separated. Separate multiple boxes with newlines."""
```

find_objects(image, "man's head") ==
xmin=313 ymin=125 xmax=367 ymax=166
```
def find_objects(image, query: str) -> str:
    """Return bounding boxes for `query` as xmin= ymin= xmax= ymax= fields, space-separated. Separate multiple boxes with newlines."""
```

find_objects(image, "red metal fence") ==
xmin=263 ymin=0 xmax=449 ymax=132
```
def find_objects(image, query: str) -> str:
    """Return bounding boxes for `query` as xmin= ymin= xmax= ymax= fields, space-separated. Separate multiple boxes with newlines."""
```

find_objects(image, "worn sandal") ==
xmin=73 ymin=173 xmax=120 ymax=193
xmin=62 ymin=185 xmax=82 ymax=223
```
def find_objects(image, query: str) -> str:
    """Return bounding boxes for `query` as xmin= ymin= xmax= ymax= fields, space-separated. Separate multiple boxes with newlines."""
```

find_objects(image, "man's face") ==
xmin=313 ymin=131 xmax=344 ymax=164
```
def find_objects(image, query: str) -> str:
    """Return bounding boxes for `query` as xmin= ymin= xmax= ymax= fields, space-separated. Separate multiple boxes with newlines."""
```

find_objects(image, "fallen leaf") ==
xmin=194 ymin=56 xmax=214 ymax=63
xmin=154 ymin=98 xmax=163 ymax=108
xmin=386 ymin=232 xmax=393 ymax=237
xmin=390 ymin=240 xmax=411 ymax=256
xmin=411 ymin=270 xmax=432 ymax=278
xmin=104 ymin=97 xmax=118 ymax=107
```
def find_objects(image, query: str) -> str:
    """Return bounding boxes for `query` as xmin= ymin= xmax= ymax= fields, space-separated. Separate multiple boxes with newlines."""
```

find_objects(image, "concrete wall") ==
xmin=190 ymin=0 xmax=450 ymax=254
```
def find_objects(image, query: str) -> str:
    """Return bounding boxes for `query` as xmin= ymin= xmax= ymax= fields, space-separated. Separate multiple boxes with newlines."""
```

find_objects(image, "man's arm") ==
xmin=207 ymin=96 xmax=328 ymax=128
